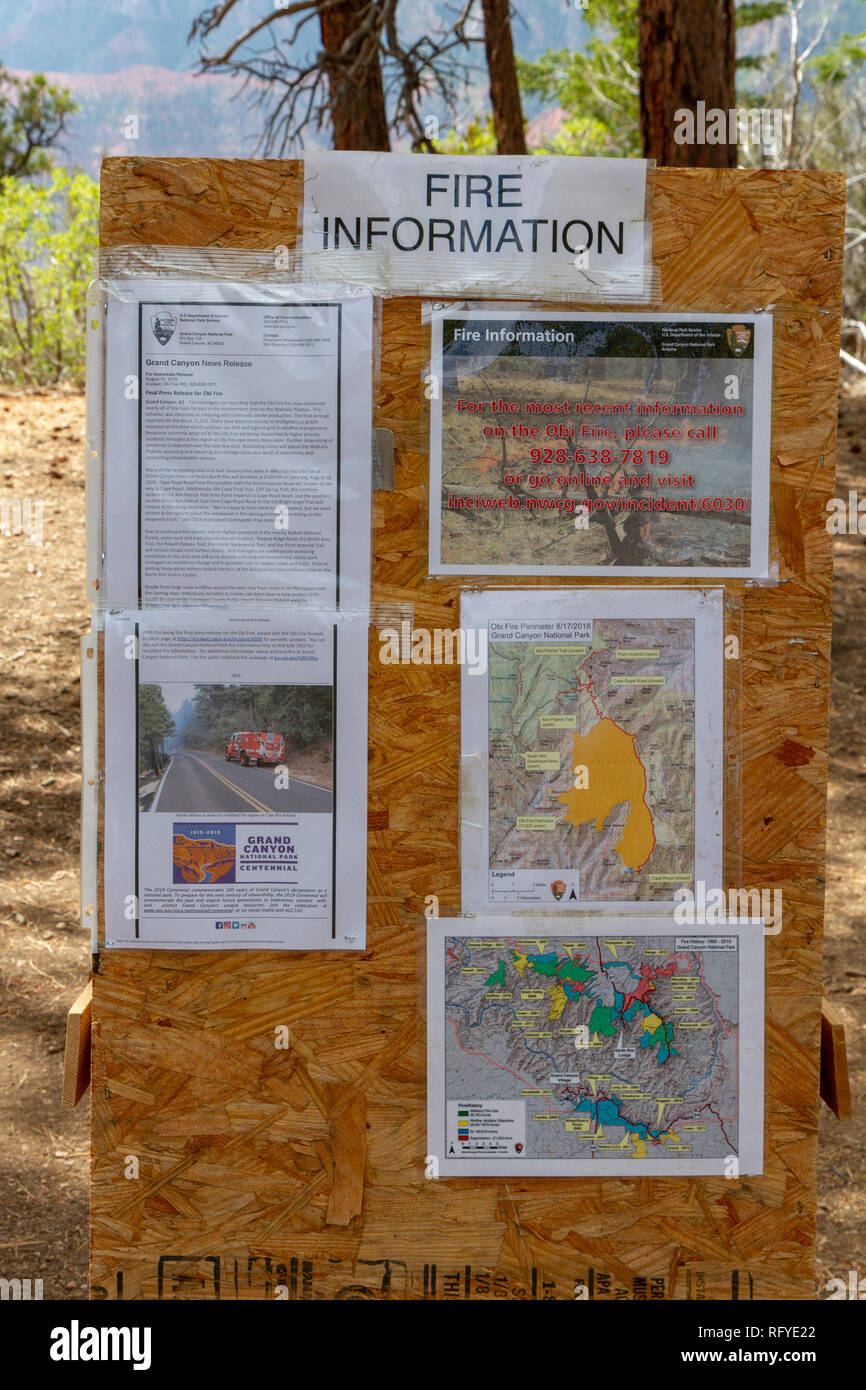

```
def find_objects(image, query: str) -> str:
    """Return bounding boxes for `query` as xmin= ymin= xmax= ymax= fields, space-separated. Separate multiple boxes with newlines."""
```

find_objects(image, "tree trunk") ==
xmin=319 ymin=0 xmax=390 ymax=151
xmin=639 ymin=0 xmax=736 ymax=167
xmin=480 ymin=0 xmax=527 ymax=155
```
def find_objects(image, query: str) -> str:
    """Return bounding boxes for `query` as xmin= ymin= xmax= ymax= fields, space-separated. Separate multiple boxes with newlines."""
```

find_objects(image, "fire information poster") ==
xmin=428 ymin=309 xmax=772 ymax=578
xmin=102 ymin=283 xmax=373 ymax=609
xmin=103 ymin=608 xmax=367 ymax=950
xmin=460 ymin=587 xmax=724 ymax=913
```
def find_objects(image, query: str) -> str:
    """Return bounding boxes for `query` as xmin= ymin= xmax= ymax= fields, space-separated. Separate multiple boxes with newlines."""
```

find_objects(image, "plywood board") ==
xmin=90 ymin=159 xmax=844 ymax=1301
xmin=61 ymin=979 xmax=92 ymax=1110
xmin=820 ymin=996 xmax=851 ymax=1121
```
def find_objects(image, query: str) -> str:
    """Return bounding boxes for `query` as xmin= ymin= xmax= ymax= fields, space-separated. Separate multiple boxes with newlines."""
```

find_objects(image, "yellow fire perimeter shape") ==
xmin=557 ymin=718 xmax=655 ymax=871
xmin=547 ymin=983 xmax=567 ymax=1021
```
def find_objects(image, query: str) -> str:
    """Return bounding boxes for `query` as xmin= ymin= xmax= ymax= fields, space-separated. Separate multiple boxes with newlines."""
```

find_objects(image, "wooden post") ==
xmin=61 ymin=980 xmax=92 ymax=1110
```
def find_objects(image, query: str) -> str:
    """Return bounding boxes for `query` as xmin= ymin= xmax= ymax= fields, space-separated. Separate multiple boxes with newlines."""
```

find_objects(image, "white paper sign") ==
xmin=104 ymin=607 xmax=367 ymax=951
xmin=302 ymin=153 xmax=650 ymax=298
xmin=102 ymin=282 xmax=373 ymax=611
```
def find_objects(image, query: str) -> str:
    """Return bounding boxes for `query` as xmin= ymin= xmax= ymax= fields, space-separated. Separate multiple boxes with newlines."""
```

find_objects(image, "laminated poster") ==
xmin=460 ymin=587 xmax=724 ymax=913
xmin=427 ymin=916 xmax=764 ymax=1177
xmin=102 ymin=283 xmax=373 ymax=610
xmin=103 ymin=608 xmax=366 ymax=950
xmin=429 ymin=309 xmax=772 ymax=578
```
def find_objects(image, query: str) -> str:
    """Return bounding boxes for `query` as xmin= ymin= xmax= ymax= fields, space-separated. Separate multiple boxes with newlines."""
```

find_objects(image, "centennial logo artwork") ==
xmin=726 ymin=323 xmax=752 ymax=356
xmin=237 ymin=827 xmax=299 ymax=877
xmin=173 ymin=824 xmax=236 ymax=883
xmin=151 ymin=312 xmax=177 ymax=346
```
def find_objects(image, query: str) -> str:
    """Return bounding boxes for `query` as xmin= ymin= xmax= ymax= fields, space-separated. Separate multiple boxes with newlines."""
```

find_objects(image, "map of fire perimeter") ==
xmin=460 ymin=588 xmax=723 ymax=912
xmin=427 ymin=919 xmax=764 ymax=1177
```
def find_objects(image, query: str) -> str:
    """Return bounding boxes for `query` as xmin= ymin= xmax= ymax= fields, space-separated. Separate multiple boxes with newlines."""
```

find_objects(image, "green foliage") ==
xmin=434 ymin=117 xmax=497 ymax=155
xmin=808 ymin=32 xmax=866 ymax=86
xmin=0 ymin=70 xmax=76 ymax=178
xmin=735 ymin=3 xmax=788 ymax=28
xmin=517 ymin=0 xmax=640 ymax=157
xmin=730 ymin=9 xmax=866 ymax=317
xmin=181 ymin=684 xmax=332 ymax=754
xmin=800 ymin=40 xmax=866 ymax=320
xmin=0 ymin=169 xmax=98 ymax=387
xmin=138 ymin=686 xmax=175 ymax=776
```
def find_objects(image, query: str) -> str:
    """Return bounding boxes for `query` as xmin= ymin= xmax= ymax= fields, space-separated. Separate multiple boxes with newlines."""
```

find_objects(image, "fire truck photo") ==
xmin=224 ymin=730 xmax=286 ymax=768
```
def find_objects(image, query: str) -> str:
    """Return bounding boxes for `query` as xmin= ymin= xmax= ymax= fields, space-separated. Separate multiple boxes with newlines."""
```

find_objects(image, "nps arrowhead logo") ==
xmin=726 ymin=324 xmax=751 ymax=356
xmin=151 ymin=312 xmax=177 ymax=345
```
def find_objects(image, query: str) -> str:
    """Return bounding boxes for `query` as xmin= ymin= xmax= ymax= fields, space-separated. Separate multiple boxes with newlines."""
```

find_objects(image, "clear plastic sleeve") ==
xmin=89 ymin=247 xmax=377 ymax=616
xmin=423 ymin=302 xmax=775 ymax=582
xmin=457 ymin=585 xmax=738 ymax=922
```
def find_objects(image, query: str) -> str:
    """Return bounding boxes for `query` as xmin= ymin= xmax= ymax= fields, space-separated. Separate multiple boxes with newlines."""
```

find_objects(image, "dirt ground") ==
xmin=0 ymin=391 xmax=90 ymax=1297
xmin=0 ymin=387 xmax=862 ymax=1301
xmin=816 ymin=382 xmax=866 ymax=1290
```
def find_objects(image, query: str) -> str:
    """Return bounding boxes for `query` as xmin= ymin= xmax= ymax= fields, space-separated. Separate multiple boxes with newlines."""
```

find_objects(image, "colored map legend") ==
xmin=446 ymin=1100 xmax=526 ymax=1157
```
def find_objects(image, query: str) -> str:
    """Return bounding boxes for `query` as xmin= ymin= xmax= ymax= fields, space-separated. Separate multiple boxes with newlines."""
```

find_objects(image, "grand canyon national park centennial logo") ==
xmin=173 ymin=825 xmax=236 ymax=883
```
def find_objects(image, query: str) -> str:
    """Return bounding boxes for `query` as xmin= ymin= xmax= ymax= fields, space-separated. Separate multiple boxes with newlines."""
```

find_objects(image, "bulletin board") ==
xmin=90 ymin=157 xmax=844 ymax=1301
